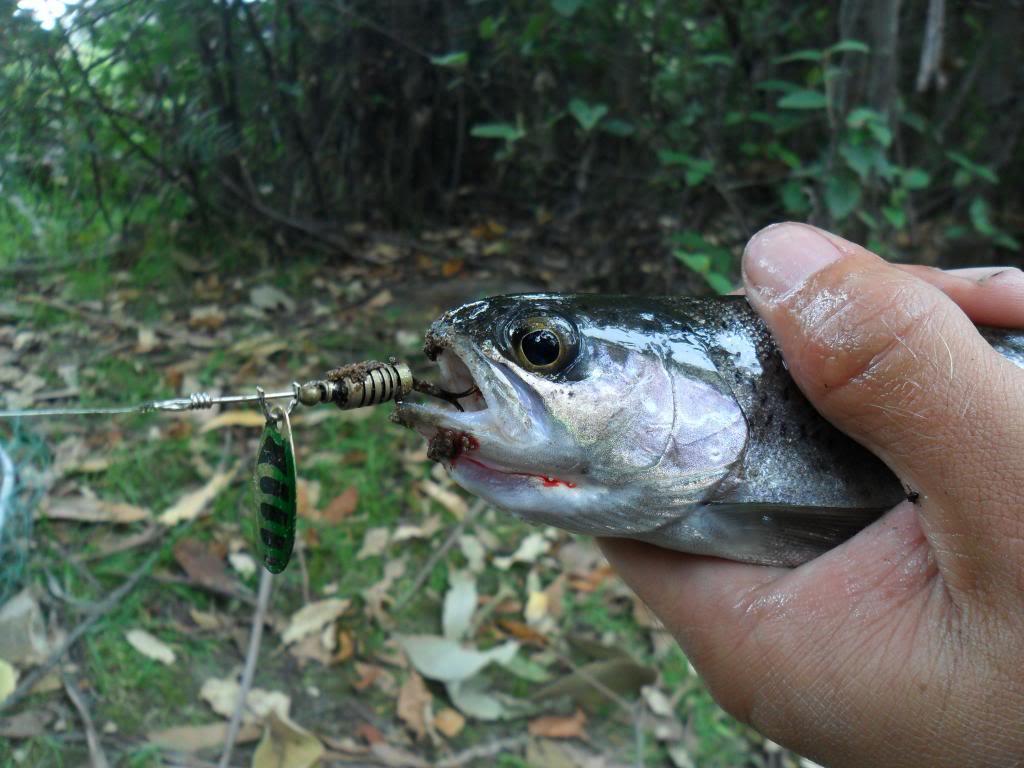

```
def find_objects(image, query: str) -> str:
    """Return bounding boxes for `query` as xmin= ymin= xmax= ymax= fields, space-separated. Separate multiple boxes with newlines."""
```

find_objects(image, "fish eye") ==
xmin=507 ymin=314 xmax=579 ymax=374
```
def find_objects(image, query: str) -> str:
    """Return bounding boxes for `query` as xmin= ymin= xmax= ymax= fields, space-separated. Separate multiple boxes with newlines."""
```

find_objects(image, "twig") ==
xmin=217 ymin=567 xmax=274 ymax=768
xmin=62 ymin=673 xmax=112 ymax=768
xmin=436 ymin=736 xmax=529 ymax=767
xmin=394 ymin=499 xmax=484 ymax=610
xmin=0 ymin=549 xmax=161 ymax=715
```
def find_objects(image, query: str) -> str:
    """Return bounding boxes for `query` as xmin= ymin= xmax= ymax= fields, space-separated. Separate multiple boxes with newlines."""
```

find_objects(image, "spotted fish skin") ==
xmin=254 ymin=421 xmax=296 ymax=574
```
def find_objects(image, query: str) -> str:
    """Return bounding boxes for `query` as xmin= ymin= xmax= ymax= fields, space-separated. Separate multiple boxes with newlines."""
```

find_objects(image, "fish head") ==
xmin=394 ymin=294 xmax=748 ymax=536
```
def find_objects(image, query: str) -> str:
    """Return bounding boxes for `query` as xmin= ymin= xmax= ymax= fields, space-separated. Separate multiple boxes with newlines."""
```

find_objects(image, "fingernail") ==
xmin=945 ymin=266 xmax=1023 ymax=284
xmin=743 ymin=223 xmax=842 ymax=301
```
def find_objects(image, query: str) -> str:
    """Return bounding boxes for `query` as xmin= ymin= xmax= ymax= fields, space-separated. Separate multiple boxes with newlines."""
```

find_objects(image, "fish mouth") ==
xmin=393 ymin=336 xmax=554 ymax=477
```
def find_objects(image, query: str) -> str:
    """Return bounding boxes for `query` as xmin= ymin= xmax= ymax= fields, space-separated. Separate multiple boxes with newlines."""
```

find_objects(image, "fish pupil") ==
xmin=521 ymin=330 xmax=560 ymax=366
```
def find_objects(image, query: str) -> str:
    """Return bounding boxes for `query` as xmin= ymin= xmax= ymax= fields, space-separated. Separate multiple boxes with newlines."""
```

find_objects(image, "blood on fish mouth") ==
xmin=459 ymin=456 xmax=577 ymax=489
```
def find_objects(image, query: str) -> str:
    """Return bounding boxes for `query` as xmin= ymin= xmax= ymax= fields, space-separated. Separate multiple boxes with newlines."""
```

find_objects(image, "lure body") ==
xmin=254 ymin=417 xmax=297 ymax=573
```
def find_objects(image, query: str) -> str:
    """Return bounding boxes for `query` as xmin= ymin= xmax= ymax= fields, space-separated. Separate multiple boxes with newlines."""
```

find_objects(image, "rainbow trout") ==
xmin=394 ymin=294 xmax=1024 ymax=567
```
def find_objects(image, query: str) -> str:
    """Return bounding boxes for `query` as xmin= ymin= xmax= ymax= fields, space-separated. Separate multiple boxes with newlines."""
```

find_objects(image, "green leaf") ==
xmin=754 ymin=80 xmax=800 ymax=93
xmin=777 ymin=90 xmax=828 ymax=110
xmin=599 ymin=118 xmax=635 ymax=137
xmin=824 ymin=174 xmax=862 ymax=220
xmin=775 ymin=49 xmax=823 ymax=64
xmin=969 ymin=197 xmax=995 ymax=236
xmin=946 ymin=151 xmax=999 ymax=184
xmin=846 ymin=107 xmax=885 ymax=128
xmin=779 ymin=180 xmax=810 ymax=214
xmin=430 ymin=51 xmax=468 ymax=69
xmin=568 ymin=99 xmax=608 ymax=132
xmin=705 ymin=272 xmax=734 ymax=295
xmin=867 ymin=121 xmax=893 ymax=148
xmin=697 ymin=53 xmax=734 ymax=67
xmin=828 ymin=39 xmax=870 ymax=55
xmin=470 ymin=122 xmax=525 ymax=142
xmin=882 ymin=205 xmax=906 ymax=229
xmin=839 ymin=142 xmax=877 ymax=179
xmin=478 ymin=16 xmax=500 ymax=40
xmin=551 ymin=0 xmax=583 ymax=16
xmin=856 ymin=210 xmax=880 ymax=230
xmin=901 ymin=168 xmax=931 ymax=190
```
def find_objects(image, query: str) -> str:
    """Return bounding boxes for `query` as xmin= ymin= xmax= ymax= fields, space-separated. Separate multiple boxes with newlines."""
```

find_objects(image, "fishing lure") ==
xmin=0 ymin=358 xmax=472 ymax=575
xmin=253 ymin=388 xmax=298 ymax=574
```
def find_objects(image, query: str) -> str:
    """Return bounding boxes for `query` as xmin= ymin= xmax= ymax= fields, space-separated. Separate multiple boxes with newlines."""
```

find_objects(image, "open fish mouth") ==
xmin=393 ymin=337 xmax=568 ymax=484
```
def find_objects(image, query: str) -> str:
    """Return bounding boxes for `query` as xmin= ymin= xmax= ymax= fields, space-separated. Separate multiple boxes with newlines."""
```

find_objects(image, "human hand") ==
xmin=601 ymin=223 xmax=1024 ymax=767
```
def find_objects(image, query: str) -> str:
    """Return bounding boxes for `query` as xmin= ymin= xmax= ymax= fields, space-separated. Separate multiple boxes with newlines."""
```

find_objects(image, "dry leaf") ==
xmin=126 ymin=629 xmax=176 ymax=665
xmin=147 ymin=722 xmax=260 ymax=752
xmin=369 ymin=742 xmax=430 ymax=768
xmin=228 ymin=551 xmax=257 ymax=578
xmin=362 ymin=558 xmax=406 ymax=627
xmin=252 ymin=710 xmax=324 ymax=768
xmin=641 ymin=686 xmax=674 ymax=718
xmin=356 ymin=722 xmax=384 ymax=745
xmin=188 ymin=305 xmax=226 ymax=331
xmin=43 ymin=496 xmax=150 ymax=524
xmin=322 ymin=486 xmax=358 ymax=523
xmin=335 ymin=630 xmax=355 ymax=663
xmin=158 ymin=466 xmax=236 ymax=526
xmin=173 ymin=538 xmax=232 ymax=590
xmin=418 ymin=479 xmax=468 ymax=520
xmin=353 ymin=662 xmax=394 ymax=693
xmin=200 ymin=677 xmax=290 ymax=723
xmin=397 ymin=671 xmax=432 ymax=740
xmin=528 ymin=709 xmax=587 ymax=739
xmin=0 ymin=590 xmax=51 ymax=665
xmin=432 ymin=707 xmax=464 ymax=738
xmin=135 ymin=326 xmax=159 ymax=354
xmin=0 ymin=709 xmax=53 ymax=739
xmin=392 ymin=515 xmax=442 ymax=542
xmin=249 ymin=285 xmax=296 ymax=314
xmin=493 ymin=532 xmax=550 ymax=570
xmin=357 ymin=527 xmax=390 ymax=560
xmin=189 ymin=608 xmax=228 ymax=631
xmin=0 ymin=659 xmax=16 ymax=704
xmin=199 ymin=410 xmax=266 ymax=432
xmin=282 ymin=598 xmax=351 ymax=645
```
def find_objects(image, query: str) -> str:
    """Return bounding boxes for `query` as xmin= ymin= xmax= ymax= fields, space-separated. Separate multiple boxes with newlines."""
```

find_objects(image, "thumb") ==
xmin=742 ymin=222 xmax=1024 ymax=594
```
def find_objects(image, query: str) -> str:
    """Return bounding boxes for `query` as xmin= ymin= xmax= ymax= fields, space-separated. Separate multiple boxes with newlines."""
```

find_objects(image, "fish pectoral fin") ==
xmin=653 ymin=503 xmax=888 ymax=568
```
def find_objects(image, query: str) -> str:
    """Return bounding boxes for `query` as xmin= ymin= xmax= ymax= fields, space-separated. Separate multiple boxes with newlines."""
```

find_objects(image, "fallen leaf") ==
xmin=282 ymin=598 xmax=351 ymax=645
xmin=432 ymin=707 xmax=465 ymax=739
xmin=252 ymin=710 xmax=324 ymax=768
xmin=356 ymin=722 xmax=384 ymax=745
xmin=147 ymin=722 xmax=260 ymax=752
xmin=356 ymin=527 xmax=390 ymax=560
xmin=442 ymin=570 xmax=477 ymax=641
xmin=335 ymin=629 xmax=355 ymax=662
xmin=228 ymin=551 xmax=257 ymax=578
xmin=322 ymin=486 xmax=358 ymax=523
xmin=198 ymin=411 xmax=266 ymax=432
xmin=0 ymin=659 xmax=16 ymax=704
xmin=249 ymin=285 xmax=296 ymax=314
xmin=353 ymin=662 xmax=395 ymax=693
xmin=369 ymin=742 xmax=430 ymax=768
xmin=0 ymin=590 xmax=51 ymax=665
xmin=43 ymin=496 xmax=150 ymax=524
xmin=642 ymin=685 xmax=674 ymax=717
xmin=173 ymin=538 xmax=232 ymax=590
xmin=158 ymin=466 xmax=237 ymax=526
xmin=398 ymin=635 xmax=518 ymax=683
xmin=445 ymin=677 xmax=523 ymax=721
xmin=392 ymin=515 xmax=442 ymax=542
xmin=493 ymin=532 xmax=550 ymax=570
xmin=362 ymin=558 xmax=406 ymax=627
xmin=188 ymin=305 xmax=226 ymax=331
xmin=200 ymin=677 xmax=290 ymax=723
xmin=526 ymin=738 xmax=582 ymax=768
xmin=533 ymin=659 xmax=657 ymax=709
xmin=190 ymin=608 xmax=228 ymax=631
xmin=496 ymin=619 xmax=548 ymax=647
xmin=458 ymin=535 xmax=486 ymax=573
xmin=296 ymin=478 xmax=321 ymax=520
xmin=135 ymin=326 xmax=159 ymax=354
xmin=0 ymin=709 xmax=53 ymax=739
xmin=397 ymin=671 xmax=432 ymax=740
xmin=126 ymin=629 xmax=176 ymax=665
xmin=418 ymin=479 xmax=468 ymax=520
xmin=529 ymin=708 xmax=587 ymax=740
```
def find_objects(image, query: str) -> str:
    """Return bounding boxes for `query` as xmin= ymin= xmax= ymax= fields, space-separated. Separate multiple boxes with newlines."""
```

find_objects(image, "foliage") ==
xmin=1 ymin=0 xmax=1021 ymax=279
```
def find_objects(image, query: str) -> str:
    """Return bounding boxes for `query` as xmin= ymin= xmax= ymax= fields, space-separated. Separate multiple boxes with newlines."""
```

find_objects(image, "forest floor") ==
xmin=0 ymin=224 xmax=809 ymax=768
